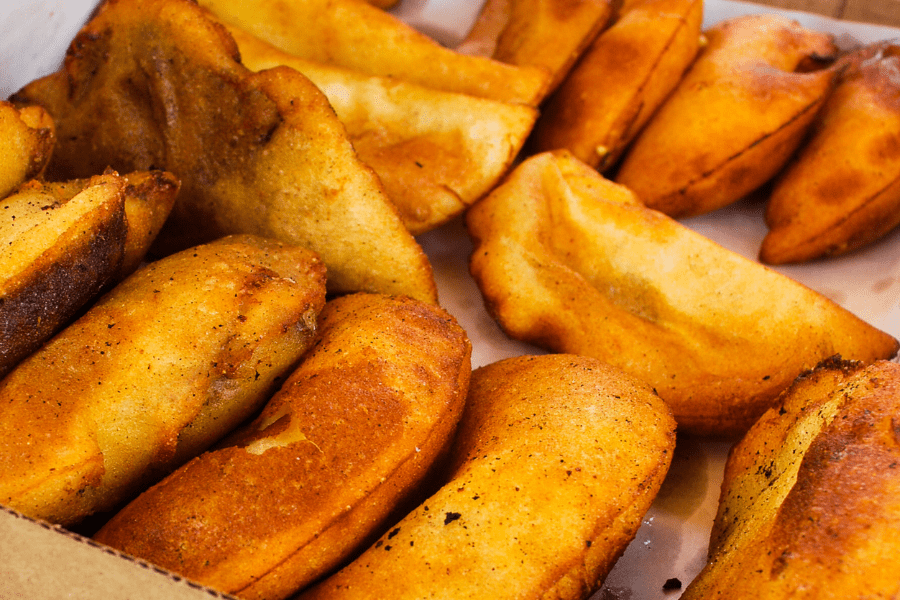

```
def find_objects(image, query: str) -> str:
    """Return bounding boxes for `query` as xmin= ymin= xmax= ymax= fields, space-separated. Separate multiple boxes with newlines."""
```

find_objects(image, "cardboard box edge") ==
xmin=0 ymin=504 xmax=239 ymax=599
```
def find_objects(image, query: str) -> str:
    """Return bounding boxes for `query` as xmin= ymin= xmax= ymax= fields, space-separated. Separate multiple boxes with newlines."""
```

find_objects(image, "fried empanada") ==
xmin=36 ymin=170 xmax=180 ymax=279
xmin=761 ymin=42 xmax=900 ymax=264
xmin=466 ymin=150 xmax=898 ymax=436
xmin=12 ymin=0 xmax=437 ymax=303
xmin=0 ymin=101 xmax=54 ymax=199
xmin=0 ymin=235 xmax=327 ymax=526
xmin=115 ymin=170 xmax=180 ymax=276
xmin=681 ymin=357 xmax=900 ymax=599
xmin=455 ymin=0 xmax=614 ymax=94
xmin=229 ymin=25 xmax=537 ymax=235
xmin=301 ymin=354 xmax=675 ymax=600
xmin=94 ymin=293 xmax=471 ymax=600
xmin=530 ymin=0 xmax=703 ymax=171
xmin=0 ymin=169 xmax=179 ymax=377
xmin=615 ymin=14 xmax=838 ymax=218
xmin=0 ymin=173 xmax=128 ymax=379
xmin=199 ymin=0 xmax=551 ymax=106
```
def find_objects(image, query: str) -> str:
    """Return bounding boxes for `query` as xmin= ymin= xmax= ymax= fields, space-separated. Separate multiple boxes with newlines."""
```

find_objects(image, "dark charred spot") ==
xmin=662 ymin=578 xmax=682 ymax=591
xmin=444 ymin=512 xmax=462 ymax=525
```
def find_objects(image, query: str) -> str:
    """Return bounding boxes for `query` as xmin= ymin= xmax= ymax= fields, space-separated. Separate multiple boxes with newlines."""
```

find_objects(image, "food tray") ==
xmin=1 ymin=1 xmax=899 ymax=599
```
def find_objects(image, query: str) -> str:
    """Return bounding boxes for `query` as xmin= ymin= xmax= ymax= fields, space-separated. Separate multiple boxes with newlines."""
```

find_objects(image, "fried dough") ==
xmin=36 ymin=170 xmax=180 ymax=279
xmin=94 ymin=293 xmax=472 ymax=600
xmin=0 ymin=173 xmax=128 ymax=379
xmin=302 ymin=354 xmax=675 ymax=600
xmin=199 ymin=0 xmax=551 ymax=106
xmin=682 ymin=358 xmax=900 ymax=598
xmin=0 ymin=235 xmax=326 ymax=526
xmin=530 ymin=0 xmax=703 ymax=171
xmin=115 ymin=170 xmax=180 ymax=276
xmin=0 ymin=169 xmax=178 ymax=377
xmin=11 ymin=0 xmax=437 ymax=303
xmin=0 ymin=101 xmax=54 ymax=199
xmin=466 ymin=150 xmax=898 ymax=436
xmin=455 ymin=0 xmax=614 ymax=94
xmin=229 ymin=25 xmax=537 ymax=235
xmin=615 ymin=14 xmax=838 ymax=217
xmin=761 ymin=41 xmax=900 ymax=264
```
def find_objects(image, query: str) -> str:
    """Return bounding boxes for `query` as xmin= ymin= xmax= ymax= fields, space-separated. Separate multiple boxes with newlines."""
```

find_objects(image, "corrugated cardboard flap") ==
xmin=0 ymin=504 xmax=239 ymax=599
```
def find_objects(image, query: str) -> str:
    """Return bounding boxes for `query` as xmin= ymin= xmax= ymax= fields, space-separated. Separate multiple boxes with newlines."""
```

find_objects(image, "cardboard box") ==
xmin=2 ymin=1 xmax=899 ymax=599
xmin=1 ymin=505 xmax=233 ymax=599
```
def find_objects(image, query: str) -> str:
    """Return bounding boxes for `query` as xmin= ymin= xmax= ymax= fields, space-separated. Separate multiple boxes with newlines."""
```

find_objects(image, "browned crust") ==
xmin=684 ymin=359 xmax=900 ymax=598
xmin=0 ymin=180 xmax=127 ymax=378
xmin=94 ymin=293 xmax=471 ymax=600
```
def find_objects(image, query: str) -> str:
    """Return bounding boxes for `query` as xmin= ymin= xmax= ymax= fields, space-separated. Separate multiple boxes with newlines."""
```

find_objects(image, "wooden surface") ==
xmin=748 ymin=0 xmax=900 ymax=26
